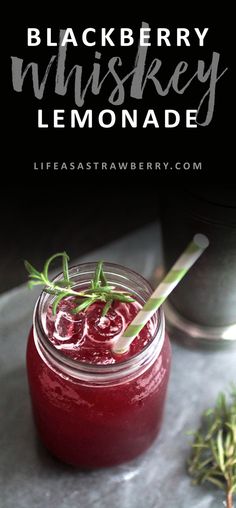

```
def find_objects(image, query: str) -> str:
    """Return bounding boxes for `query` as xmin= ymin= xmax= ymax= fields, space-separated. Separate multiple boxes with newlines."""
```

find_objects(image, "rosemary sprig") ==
xmin=24 ymin=252 xmax=135 ymax=316
xmin=188 ymin=389 xmax=236 ymax=508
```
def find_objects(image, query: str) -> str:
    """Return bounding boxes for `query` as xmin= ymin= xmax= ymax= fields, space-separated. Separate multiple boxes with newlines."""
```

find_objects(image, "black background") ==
xmin=2 ymin=7 xmax=235 ymax=291
xmin=5 ymin=8 xmax=233 ymax=189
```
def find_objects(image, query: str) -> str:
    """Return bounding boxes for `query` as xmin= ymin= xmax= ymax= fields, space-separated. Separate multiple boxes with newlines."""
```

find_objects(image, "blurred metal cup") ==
xmin=160 ymin=187 xmax=236 ymax=347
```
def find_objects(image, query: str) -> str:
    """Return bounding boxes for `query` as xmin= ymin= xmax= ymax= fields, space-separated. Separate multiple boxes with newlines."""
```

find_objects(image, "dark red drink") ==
xmin=27 ymin=263 xmax=171 ymax=467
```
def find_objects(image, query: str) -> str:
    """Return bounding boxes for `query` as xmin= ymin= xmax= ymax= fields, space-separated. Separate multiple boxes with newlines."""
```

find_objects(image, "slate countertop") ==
xmin=0 ymin=222 xmax=235 ymax=508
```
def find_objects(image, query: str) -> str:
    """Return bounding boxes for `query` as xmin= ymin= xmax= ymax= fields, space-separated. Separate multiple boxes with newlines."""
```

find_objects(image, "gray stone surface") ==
xmin=0 ymin=222 xmax=235 ymax=508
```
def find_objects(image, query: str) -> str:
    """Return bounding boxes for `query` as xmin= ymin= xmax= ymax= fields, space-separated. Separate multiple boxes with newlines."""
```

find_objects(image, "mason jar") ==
xmin=26 ymin=262 xmax=171 ymax=467
xmin=161 ymin=187 xmax=236 ymax=345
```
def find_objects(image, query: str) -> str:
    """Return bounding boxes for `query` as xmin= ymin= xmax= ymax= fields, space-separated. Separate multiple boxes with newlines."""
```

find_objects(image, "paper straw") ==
xmin=113 ymin=234 xmax=209 ymax=354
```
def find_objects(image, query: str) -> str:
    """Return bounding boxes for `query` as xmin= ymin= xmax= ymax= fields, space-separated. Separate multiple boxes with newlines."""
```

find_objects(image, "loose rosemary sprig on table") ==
xmin=188 ymin=390 xmax=236 ymax=508
xmin=25 ymin=252 xmax=135 ymax=316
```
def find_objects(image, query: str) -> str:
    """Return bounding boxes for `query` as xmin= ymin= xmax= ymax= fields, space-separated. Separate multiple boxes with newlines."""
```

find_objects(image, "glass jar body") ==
xmin=26 ymin=263 xmax=171 ymax=467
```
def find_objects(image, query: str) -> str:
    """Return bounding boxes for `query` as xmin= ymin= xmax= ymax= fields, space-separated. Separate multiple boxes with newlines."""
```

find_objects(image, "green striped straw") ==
xmin=113 ymin=234 xmax=209 ymax=354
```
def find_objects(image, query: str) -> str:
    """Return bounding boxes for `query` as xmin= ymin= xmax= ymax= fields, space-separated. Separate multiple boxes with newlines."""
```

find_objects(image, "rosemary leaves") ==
xmin=25 ymin=252 xmax=134 ymax=316
xmin=188 ymin=390 xmax=236 ymax=508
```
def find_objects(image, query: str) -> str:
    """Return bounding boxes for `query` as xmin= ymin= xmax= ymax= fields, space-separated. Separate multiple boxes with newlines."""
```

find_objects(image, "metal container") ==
xmin=160 ymin=187 xmax=236 ymax=347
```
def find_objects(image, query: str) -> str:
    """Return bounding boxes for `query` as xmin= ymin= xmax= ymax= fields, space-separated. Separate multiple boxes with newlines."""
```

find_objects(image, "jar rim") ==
xmin=33 ymin=262 xmax=165 ymax=382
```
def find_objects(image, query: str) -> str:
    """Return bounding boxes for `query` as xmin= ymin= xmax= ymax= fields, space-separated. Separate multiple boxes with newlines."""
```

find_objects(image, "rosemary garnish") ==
xmin=188 ymin=390 xmax=236 ymax=508
xmin=25 ymin=252 xmax=135 ymax=316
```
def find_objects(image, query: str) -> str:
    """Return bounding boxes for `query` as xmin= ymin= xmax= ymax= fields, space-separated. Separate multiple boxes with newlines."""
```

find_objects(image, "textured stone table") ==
xmin=0 ymin=222 xmax=235 ymax=508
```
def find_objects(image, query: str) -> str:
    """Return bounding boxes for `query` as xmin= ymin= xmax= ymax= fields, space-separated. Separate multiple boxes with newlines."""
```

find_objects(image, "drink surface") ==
xmin=45 ymin=298 xmax=154 ymax=364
